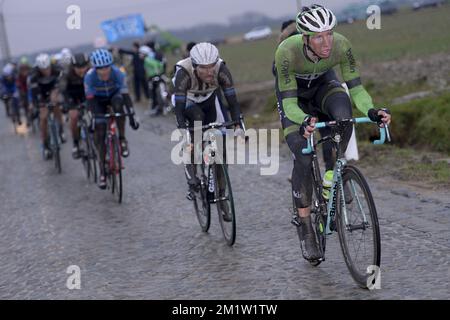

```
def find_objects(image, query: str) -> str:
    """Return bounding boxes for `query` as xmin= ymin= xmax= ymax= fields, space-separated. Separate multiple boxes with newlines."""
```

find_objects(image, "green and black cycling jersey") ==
xmin=274 ymin=32 xmax=374 ymax=128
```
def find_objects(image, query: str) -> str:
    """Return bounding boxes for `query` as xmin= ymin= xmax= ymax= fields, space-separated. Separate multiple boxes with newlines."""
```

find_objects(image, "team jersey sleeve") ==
xmin=84 ymin=70 xmax=95 ymax=99
xmin=274 ymin=44 xmax=306 ymax=125
xmin=218 ymin=63 xmax=241 ymax=123
xmin=339 ymin=35 xmax=374 ymax=116
xmin=173 ymin=67 xmax=191 ymax=128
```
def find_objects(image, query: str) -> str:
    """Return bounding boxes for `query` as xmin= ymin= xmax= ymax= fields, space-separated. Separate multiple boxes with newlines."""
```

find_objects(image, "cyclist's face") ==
xmin=96 ymin=66 xmax=111 ymax=81
xmin=39 ymin=67 xmax=51 ymax=77
xmin=309 ymin=30 xmax=334 ymax=58
xmin=74 ymin=65 xmax=89 ymax=77
xmin=196 ymin=63 xmax=216 ymax=84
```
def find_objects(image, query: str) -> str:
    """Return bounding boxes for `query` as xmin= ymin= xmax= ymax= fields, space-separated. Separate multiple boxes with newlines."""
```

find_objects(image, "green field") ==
xmin=167 ymin=5 xmax=450 ymax=85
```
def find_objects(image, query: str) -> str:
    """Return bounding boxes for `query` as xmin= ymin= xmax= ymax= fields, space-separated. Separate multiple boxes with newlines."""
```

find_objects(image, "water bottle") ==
xmin=322 ymin=170 xmax=333 ymax=200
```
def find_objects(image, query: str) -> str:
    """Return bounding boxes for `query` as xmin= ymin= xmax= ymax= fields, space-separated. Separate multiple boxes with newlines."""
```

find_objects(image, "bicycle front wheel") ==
xmin=111 ymin=136 xmax=123 ymax=203
xmin=336 ymin=164 xmax=381 ymax=289
xmin=50 ymin=121 xmax=61 ymax=174
xmin=193 ymin=163 xmax=211 ymax=232
xmin=215 ymin=164 xmax=236 ymax=246
xmin=80 ymin=127 xmax=92 ymax=181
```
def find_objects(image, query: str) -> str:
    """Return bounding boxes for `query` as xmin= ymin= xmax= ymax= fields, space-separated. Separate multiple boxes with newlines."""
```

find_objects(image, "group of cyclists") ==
xmin=1 ymin=4 xmax=392 ymax=264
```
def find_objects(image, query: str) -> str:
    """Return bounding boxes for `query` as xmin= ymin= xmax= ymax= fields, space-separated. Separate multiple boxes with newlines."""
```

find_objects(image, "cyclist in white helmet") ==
xmin=274 ymin=4 xmax=391 ymax=262
xmin=60 ymin=48 xmax=73 ymax=68
xmin=172 ymin=42 xmax=245 ymax=206
xmin=29 ymin=53 xmax=66 ymax=159
xmin=140 ymin=45 xmax=166 ymax=116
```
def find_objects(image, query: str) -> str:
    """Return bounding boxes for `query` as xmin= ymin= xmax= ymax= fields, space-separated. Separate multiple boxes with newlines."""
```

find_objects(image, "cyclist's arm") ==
xmin=173 ymin=67 xmax=191 ymax=129
xmin=28 ymin=72 xmax=40 ymax=106
xmin=115 ymin=68 xmax=135 ymax=114
xmin=218 ymin=63 xmax=242 ymax=123
xmin=84 ymin=71 xmax=97 ymax=111
xmin=274 ymin=46 xmax=306 ymax=125
xmin=118 ymin=48 xmax=136 ymax=59
xmin=339 ymin=36 xmax=374 ymax=116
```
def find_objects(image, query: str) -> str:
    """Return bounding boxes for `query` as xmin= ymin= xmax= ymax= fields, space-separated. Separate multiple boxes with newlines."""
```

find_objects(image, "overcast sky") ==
xmin=1 ymin=0 xmax=362 ymax=56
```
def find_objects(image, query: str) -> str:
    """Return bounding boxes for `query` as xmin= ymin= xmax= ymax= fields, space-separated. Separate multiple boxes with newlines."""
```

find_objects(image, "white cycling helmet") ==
xmin=296 ymin=4 xmax=337 ymax=35
xmin=190 ymin=42 xmax=219 ymax=66
xmin=61 ymin=48 xmax=71 ymax=56
xmin=36 ymin=53 xmax=51 ymax=69
xmin=2 ymin=63 xmax=14 ymax=76
xmin=60 ymin=48 xmax=72 ymax=66
xmin=138 ymin=45 xmax=152 ymax=56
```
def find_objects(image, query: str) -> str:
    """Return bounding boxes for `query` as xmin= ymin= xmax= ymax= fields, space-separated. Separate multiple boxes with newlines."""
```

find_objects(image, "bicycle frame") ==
xmin=302 ymin=117 xmax=390 ymax=235
xmin=186 ymin=119 xmax=242 ymax=205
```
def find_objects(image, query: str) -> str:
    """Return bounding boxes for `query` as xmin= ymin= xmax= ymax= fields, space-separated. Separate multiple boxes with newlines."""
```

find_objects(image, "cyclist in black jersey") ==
xmin=60 ymin=53 xmax=90 ymax=159
xmin=28 ymin=53 xmax=66 ymax=159
xmin=173 ymin=42 xmax=244 ymax=201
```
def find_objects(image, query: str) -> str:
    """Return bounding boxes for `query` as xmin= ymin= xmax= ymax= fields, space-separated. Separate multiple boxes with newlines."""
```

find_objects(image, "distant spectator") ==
xmin=272 ymin=19 xmax=299 ymax=76
xmin=183 ymin=42 xmax=197 ymax=59
xmin=119 ymin=41 xmax=149 ymax=102
xmin=279 ymin=19 xmax=298 ymax=43
xmin=146 ymin=41 xmax=167 ymax=74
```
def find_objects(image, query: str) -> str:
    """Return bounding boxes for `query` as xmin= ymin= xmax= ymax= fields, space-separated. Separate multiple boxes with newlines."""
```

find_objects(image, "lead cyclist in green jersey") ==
xmin=274 ymin=4 xmax=391 ymax=261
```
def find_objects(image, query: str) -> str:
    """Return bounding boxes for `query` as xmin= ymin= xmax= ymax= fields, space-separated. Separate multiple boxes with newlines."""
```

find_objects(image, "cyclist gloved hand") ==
xmin=234 ymin=127 xmax=245 ymax=140
xmin=299 ymin=116 xmax=317 ymax=139
xmin=368 ymin=108 xmax=391 ymax=127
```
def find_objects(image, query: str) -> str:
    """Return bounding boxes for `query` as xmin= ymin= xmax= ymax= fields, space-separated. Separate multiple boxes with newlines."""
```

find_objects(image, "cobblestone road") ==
xmin=0 ymin=106 xmax=448 ymax=299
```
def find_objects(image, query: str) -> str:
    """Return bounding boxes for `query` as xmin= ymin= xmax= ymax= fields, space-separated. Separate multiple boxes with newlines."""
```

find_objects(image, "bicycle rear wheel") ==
xmin=80 ymin=126 xmax=92 ymax=181
xmin=309 ymin=187 xmax=327 ymax=266
xmin=193 ymin=163 xmax=211 ymax=232
xmin=87 ymin=131 xmax=98 ymax=183
xmin=336 ymin=164 xmax=381 ymax=289
xmin=215 ymin=164 xmax=236 ymax=246
xmin=111 ymin=135 xmax=123 ymax=203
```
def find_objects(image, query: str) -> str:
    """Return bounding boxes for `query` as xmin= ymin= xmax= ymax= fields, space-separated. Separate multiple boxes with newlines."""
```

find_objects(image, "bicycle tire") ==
xmin=215 ymin=164 xmax=236 ymax=246
xmin=310 ymin=186 xmax=327 ymax=267
xmin=336 ymin=164 xmax=381 ymax=289
xmin=111 ymin=135 xmax=123 ymax=203
xmin=87 ymin=130 xmax=98 ymax=183
xmin=50 ymin=120 xmax=61 ymax=174
xmin=193 ymin=163 xmax=211 ymax=232
xmin=80 ymin=126 xmax=91 ymax=181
